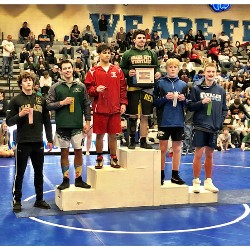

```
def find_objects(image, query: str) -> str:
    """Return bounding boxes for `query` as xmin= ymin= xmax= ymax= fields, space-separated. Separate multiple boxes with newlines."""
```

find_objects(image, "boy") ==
xmin=85 ymin=44 xmax=127 ymax=169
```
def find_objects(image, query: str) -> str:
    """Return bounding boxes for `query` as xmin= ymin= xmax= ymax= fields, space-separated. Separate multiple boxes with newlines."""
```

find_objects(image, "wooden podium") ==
xmin=55 ymin=147 xmax=217 ymax=211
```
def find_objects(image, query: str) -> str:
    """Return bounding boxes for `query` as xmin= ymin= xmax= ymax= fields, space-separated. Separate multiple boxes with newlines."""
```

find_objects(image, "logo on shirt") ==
xmin=200 ymin=92 xmax=222 ymax=101
xmin=111 ymin=72 xmax=117 ymax=78
xmin=36 ymin=96 xmax=42 ymax=105
xmin=73 ymin=88 xmax=81 ymax=93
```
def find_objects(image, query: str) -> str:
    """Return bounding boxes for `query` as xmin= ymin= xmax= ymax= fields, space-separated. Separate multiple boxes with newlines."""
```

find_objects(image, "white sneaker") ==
xmin=85 ymin=151 xmax=90 ymax=156
xmin=192 ymin=178 xmax=201 ymax=193
xmin=204 ymin=178 xmax=219 ymax=193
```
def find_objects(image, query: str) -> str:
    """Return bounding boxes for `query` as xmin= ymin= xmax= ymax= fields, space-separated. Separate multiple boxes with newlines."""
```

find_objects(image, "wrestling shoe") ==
xmin=57 ymin=177 xmax=70 ymax=190
xmin=204 ymin=178 xmax=219 ymax=193
xmin=110 ymin=156 xmax=121 ymax=168
xmin=75 ymin=176 xmax=91 ymax=189
xmin=95 ymin=156 xmax=104 ymax=169
xmin=34 ymin=200 xmax=51 ymax=209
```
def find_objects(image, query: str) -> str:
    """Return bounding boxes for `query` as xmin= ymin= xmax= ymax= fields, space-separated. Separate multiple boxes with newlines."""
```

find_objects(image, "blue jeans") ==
xmin=1 ymin=56 xmax=13 ymax=77
xmin=100 ymin=31 xmax=108 ymax=43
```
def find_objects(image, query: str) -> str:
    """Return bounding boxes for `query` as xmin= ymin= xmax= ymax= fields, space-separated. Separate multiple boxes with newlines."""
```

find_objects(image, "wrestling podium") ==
xmin=55 ymin=147 xmax=217 ymax=211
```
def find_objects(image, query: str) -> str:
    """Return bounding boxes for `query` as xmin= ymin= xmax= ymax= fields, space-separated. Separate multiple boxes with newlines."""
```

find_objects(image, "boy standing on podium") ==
xmin=85 ymin=44 xmax=127 ymax=169
xmin=153 ymin=58 xmax=187 ymax=186
xmin=188 ymin=62 xmax=227 ymax=193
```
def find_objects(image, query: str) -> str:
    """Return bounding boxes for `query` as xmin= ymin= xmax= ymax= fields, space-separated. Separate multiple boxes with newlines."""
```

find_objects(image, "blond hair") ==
xmin=204 ymin=62 xmax=217 ymax=71
xmin=165 ymin=58 xmax=180 ymax=68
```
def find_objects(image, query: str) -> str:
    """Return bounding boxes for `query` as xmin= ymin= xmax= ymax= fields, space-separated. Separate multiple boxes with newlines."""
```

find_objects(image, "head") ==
xmin=165 ymin=58 xmax=180 ymax=78
xmin=0 ymin=89 xmax=5 ymax=100
xmin=0 ymin=122 xmax=8 ymax=133
xmin=45 ymin=45 xmax=51 ymax=51
xmin=234 ymin=98 xmax=241 ymax=107
xmin=59 ymin=59 xmax=74 ymax=80
xmin=223 ymin=127 xmax=229 ymax=135
xmin=204 ymin=63 xmax=217 ymax=83
xmin=97 ymin=44 xmax=111 ymax=63
xmin=132 ymin=29 xmax=146 ymax=49
xmin=6 ymin=35 xmax=12 ymax=42
xmin=23 ymin=21 xmax=28 ymax=27
xmin=86 ymin=25 xmax=90 ymax=30
xmin=53 ymin=65 xmax=59 ymax=72
xmin=46 ymin=24 xmax=51 ymax=29
xmin=17 ymin=71 xmax=36 ymax=91
xmin=81 ymin=40 xmax=88 ymax=47
xmin=42 ymin=29 xmax=46 ymax=34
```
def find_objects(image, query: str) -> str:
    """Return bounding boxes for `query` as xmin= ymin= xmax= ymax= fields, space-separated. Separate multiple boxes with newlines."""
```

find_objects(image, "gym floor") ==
xmin=0 ymin=147 xmax=250 ymax=246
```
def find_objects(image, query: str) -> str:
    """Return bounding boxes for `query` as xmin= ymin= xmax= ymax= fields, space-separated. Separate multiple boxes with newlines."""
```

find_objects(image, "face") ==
xmin=133 ymin=34 xmax=146 ymax=49
xmin=21 ymin=78 xmax=34 ymax=92
xmin=61 ymin=62 xmax=73 ymax=79
xmin=99 ymin=50 xmax=111 ymax=63
xmin=166 ymin=64 xmax=179 ymax=78
xmin=7 ymin=35 xmax=12 ymax=42
xmin=204 ymin=66 xmax=216 ymax=82
xmin=1 ymin=123 xmax=7 ymax=132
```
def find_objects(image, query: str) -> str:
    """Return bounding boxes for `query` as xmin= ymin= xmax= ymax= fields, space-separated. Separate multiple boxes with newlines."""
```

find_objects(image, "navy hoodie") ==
xmin=153 ymin=76 xmax=187 ymax=127
xmin=188 ymin=81 xmax=228 ymax=132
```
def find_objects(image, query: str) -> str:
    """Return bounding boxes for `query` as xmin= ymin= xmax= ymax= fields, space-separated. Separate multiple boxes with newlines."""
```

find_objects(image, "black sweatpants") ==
xmin=13 ymin=142 xmax=44 ymax=203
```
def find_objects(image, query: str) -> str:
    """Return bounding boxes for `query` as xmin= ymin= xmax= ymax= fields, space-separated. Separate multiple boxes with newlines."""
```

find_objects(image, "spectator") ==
xmin=24 ymin=56 xmax=37 ymax=73
xmin=45 ymin=24 xmax=55 ymax=46
xmin=49 ymin=65 xmax=61 ymax=83
xmin=126 ymin=29 xmax=133 ymax=49
xmin=44 ymin=45 xmax=57 ymax=65
xmin=74 ymin=57 xmax=85 ymax=81
xmin=0 ymin=89 xmax=8 ymax=119
xmin=39 ymin=70 xmax=52 ymax=98
xmin=82 ymin=25 xmax=94 ymax=46
xmin=59 ymin=40 xmax=74 ymax=60
xmin=218 ymin=31 xmax=230 ymax=50
xmin=30 ymin=43 xmax=44 ymax=64
xmin=0 ymin=122 xmax=14 ymax=158
xmin=193 ymin=69 xmax=204 ymax=85
xmin=216 ymin=127 xmax=235 ymax=151
xmin=38 ymin=29 xmax=51 ymax=52
xmin=98 ymin=14 xmax=108 ymax=43
xmin=19 ymin=21 xmax=30 ymax=44
xmin=229 ymin=98 xmax=250 ymax=119
xmin=70 ymin=24 xmax=81 ymax=46
xmin=164 ymin=37 xmax=175 ymax=58
xmin=1 ymin=35 xmax=15 ymax=79
xmin=207 ymin=34 xmax=219 ymax=50
xmin=26 ymin=32 xmax=36 ymax=51
xmin=19 ymin=46 xmax=30 ymax=63
xmin=194 ymin=30 xmax=206 ymax=51
xmin=76 ymin=40 xmax=90 ymax=73
xmin=116 ymin=27 xmax=127 ymax=53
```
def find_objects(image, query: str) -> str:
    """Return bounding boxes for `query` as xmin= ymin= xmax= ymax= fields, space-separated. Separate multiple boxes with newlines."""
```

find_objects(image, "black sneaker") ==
xmin=57 ymin=177 xmax=70 ymax=190
xmin=181 ymin=150 xmax=187 ymax=155
xmin=13 ymin=201 xmax=22 ymax=213
xmin=75 ymin=176 xmax=91 ymax=189
xmin=161 ymin=171 xmax=165 ymax=185
xmin=171 ymin=175 xmax=186 ymax=185
xmin=34 ymin=200 xmax=51 ymax=209
xmin=128 ymin=140 xmax=136 ymax=149
xmin=140 ymin=141 xmax=153 ymax=149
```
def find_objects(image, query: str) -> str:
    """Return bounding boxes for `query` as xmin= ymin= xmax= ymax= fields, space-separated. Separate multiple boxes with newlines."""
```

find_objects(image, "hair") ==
xmin=204 ymin=62 xmax=217 ymax=71
xmin=59 ymin=59 xmax=74 ymax=70
xmin=0 ymin=122 xmax=8 ymax=146
xmin=165 ymin=58 xmax=180 ymax=68
xmin=97 ymin=44 xmax=111 ymax=54
xmin=17 ymin=71 xmax=36 ymax=89
xmin=234 ymin=98 xmax=241 ymax=105
xmin=0 ymin=89 xmax=5 ymax=98
xmin=132 ymin=29 xmax=146 ymax=40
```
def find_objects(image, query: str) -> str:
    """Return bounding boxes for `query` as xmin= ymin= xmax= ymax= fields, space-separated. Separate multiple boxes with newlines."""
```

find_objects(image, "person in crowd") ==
xmin=19 ymin=46 xmax=30 ymax=63
xmin=46 ymin=59 xmax=91 ymax=190
xmin=98 ymin=14 xmax=108 ymax=43
xmin=19 ymin=21 xmax=31 ymax=44
xmin=153 ymin=58 xmax=187 ymax=185
xmin=116 ymin=27 xmax=127 ymax=53
xmin=24 ymin=56 xmax=37 ymax=73
xmin=85 ymin=44 xmax=127 ymax=169
xmin=74 ymin=57 xmax=85 ymax=81
xmin=76 ymin=40 xmax=91 ymax=73
xmin=218 ymin=31 xmax=230 ymax=50
xmin=36 ymin=56 xmax=50 ymax=79
xmin=44 ymin=45 xmax=57 ymax=65
xmin=82 ymin=25 xmax=95 ymax=46
xmin=39 ymin=70 xmax=52 ymax=98
xmin=216 ymin=126 xmax=235 ymax=151
xmin=126 ymin=29 xmax=134 ymax=50
xmin=229 ymin=98 xmax=250 ymax=119
xmin=0 ymin=122 xmax=15 ymax=158
xmin=59 ymin=40 xmax=74 ymax=60
xmin=70 ymin=24 xmax=81 ymax=46
xmin=6 ymin=71 xmax=53 ymax=212
xmin=120 ymin=29 xmax=161 ymax=150
xmin=45 ymin=24 xmax=55 ymax=46
xmin=30 ymin=43 xmax=44 ymax=64
xmin=241 ymin=131 xmax=250 ymax=151
xmin=38 ymin=29 xmax=51 ymax=52
xmin=194 ymin=30 xmax=206 ymax=51
xmin=1 ymin=35 xmax=15 ymax=79
xmin=188 ymin=62 xmax=228 ymax=193
xmin=25 ymin=31 xmax=36 ymax=51
xmin=49 ymin=64 xmax=61 ymax=83
xmin=207 ymin=34 xmax=219 ymax=50
xmin=0 ymin=89 xmax=8 ymax=119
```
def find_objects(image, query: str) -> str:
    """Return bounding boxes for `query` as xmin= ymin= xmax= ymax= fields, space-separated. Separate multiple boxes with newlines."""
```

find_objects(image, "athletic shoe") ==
xmin=161 ymin=170 xmax=165 ymax=185
xmin=140 ymin=141 xmax=153 ymax=149
xmin=34 ymin=200 xmax=51 ymax=209
xmin=75 ymin=176 xmax=91 ymax=189
xmin=85 ymin=151 xmax=90 ymax=156
xmin=95 ymin=156 xmax=104 ymax=169
xmin=192 ymin=178 xmax=201 ymax=193
xmin=204 ymin=178 xmax=219 ymax=193
xmin=171 ymin=174 xmax=186 ymax=185
xmin=128 ymin=141 xmax=136 ymax=149
xmin=110 ymin=156 xmax=121 ymax=168
xmin=182 ymin=150 xmax=187 ymax=155
xmin=13 ymin=201 xmax=22 ymax=213
xmin=57 ymin=177 xmax=70 ymax=190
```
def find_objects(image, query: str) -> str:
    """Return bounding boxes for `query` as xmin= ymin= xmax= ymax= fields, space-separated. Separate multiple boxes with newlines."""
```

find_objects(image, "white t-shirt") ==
xmin=1 ymin=40 xmax=15 ymax=57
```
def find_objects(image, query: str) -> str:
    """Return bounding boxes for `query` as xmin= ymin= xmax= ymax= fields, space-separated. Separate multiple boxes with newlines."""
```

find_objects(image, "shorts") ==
xmin=157 ymin=127 xmax=184 ymax=141
xmin=93 ymin=113 xmax=122 ymax=134
xmin=126 ymin=90 xmax=153 ymax=116
xmin=192 ymin=129 xmax=218 ymax=148
xmin=54 ymin=128 xmax=83 ymax=149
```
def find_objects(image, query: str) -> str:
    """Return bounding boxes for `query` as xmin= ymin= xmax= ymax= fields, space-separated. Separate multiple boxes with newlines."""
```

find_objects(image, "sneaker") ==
xmin=204 ymin=178 xmax=219 ymax=193
xmin=192 ymin=178 xmax=201 ymax=193
xmin=128 ymin=141 xmax=136 ymax=149
xmin=171 ymin=175 xmax=186 ymax=185
xmin=13 ymin=201 xmax=22 ymax=213
xmin=95 ymin=156 xmax=104 ymax=169
xmin=85 ymin=151 xmax=90 ymax=156
xmin=161 ymin=170 xmax=165 ymax=185
xmin=57 ymin=177 xmax=70 ymax=190
xmin=75 ymin=176 xmax=91 ymax=189
xmin=182 ymin=150 xmax=187 ymax=155
xmin=34 ymin=200 xmax=51 ymax=209
xmin=110 ymin=156 xmax=121 ymax=168
xmin=140 ymin=141 xmax=153 ymax=149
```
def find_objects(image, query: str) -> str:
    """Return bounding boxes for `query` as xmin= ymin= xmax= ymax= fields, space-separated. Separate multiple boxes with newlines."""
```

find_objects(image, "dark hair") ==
xmin=234 ymin=98 xmax=241 ymax=105
xmin=97 ymin=44 xmax=111 ymax=54
xmin=59 ymin=59 xmax=74 ymax=70
xmin=132 ymin=29 xmax=146 ymax=40
xmin=17 ymin=71 xmax=36 ymax=89
xmin=0 ymin=89 xmax=5 ymax=98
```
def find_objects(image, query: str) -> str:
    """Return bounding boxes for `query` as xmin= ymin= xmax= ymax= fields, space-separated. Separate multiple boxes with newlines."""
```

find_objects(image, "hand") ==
xmin=83 ymin=123 xmax=90 ymax=134
xmin=96 ymin=85 xmax=106 ymax=93
xmin=120 ymin=104 xmax=126 ymax=114
xmin=202 ymin=97 xmax=211 ymax=104
xmin=166 ymin=92 xmax=175 ymax=100
xmin=19 ymin=107 xmax=30 ymax=117
xmin=155 ymin=72 xmax=162 ymax=80
xmin=60 ymin=97 xmax=73 ymax=106
xmin=47 ymin=142 xmax=53 ymax=152
xmin=128 ymin=69 xmax=136 ymax=77
xmin=178 ymin=94 xmax=185 ymax=101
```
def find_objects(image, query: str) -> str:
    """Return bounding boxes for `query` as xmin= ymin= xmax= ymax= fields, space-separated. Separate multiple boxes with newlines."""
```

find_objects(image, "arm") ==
xmin=153 ymin=82 xmax=168 ymax=109
xmin=119 ymin=69 xmax=128 ymax=111
xmin=84 ymin=69 xmax=99 ymax=97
